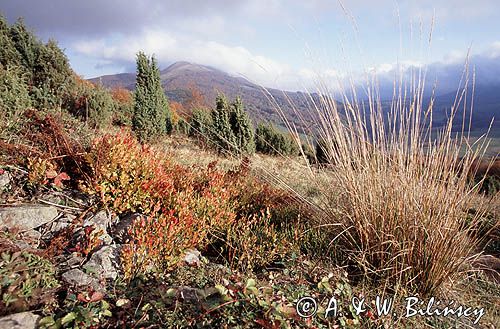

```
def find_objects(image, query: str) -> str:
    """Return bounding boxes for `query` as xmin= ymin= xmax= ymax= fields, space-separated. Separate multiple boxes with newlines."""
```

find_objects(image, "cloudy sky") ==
xmin=2 ymin=0 xmax=500 ymax=92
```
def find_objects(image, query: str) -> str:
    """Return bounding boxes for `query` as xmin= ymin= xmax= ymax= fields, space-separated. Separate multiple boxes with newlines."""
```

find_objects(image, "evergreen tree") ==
xmin=0 ymin=16 xmax=21 ymax=69
xmin=32 ymin=39 xmax=74 ymax=108
xmin=255 ymin=122 xmax=297 ymax=156
xmin=211 ymin=94 xmax=236 ymax=153
xmin=68 ymin=79 xmax=115 ymax=129
xmin=229 ymin=96 xmax=255 ymax=154
xmin=210 ymin=94 xmax=255 ymax=155
xmin=8 ymin=18 xmax=40 ymax=78
xmin=315 ymin=137 xmax=340 ymax=165
xmin=132 ymin=52 xmax=172 ymax=142
xmin=189 ymin=107 xmax=213 ymax=142
xmin=1 ymin=17 xmax=74 ymax=108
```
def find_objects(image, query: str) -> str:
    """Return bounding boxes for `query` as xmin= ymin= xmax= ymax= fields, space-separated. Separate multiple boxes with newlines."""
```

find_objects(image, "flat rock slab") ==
xmin=0 ymin=311 xmax=40 ymax=329
xmin=111 ymin=213 xmax=142 ymax=243
xmin=16 ymin=229 xmax=41 ymax=249
xmin=183 ymin=248 xmax=202 ymax=267
xmin=84 ymin=210 xmax=115 ymax=230
xmin=0 ymin=205 xmax=58 ymax=231
xmin=62 ymin=269 xmax=103 ymax=292
xmin=84 ymin=245 xmax=122 ymax=280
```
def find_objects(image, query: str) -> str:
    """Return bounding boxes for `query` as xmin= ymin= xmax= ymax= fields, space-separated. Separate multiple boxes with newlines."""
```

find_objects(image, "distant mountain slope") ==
xmin=432 ymin=84 xmax=500 ymax=133
xmin=91 ymin=72 xmax=135 ymax=90
xmin=90 ymin=61 xmax=499 ymax=140
xmin=90 ymin=61 xmax=318 ymax=130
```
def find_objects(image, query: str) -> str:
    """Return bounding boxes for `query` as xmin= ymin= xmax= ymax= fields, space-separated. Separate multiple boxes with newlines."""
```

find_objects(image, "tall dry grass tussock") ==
xmin=270 ymin=57 xmax=496 ymax=295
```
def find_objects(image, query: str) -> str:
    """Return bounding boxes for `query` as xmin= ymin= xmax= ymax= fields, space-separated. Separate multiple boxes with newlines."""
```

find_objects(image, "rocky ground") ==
xmin=1 ymin=165 xmax=499 ymax=328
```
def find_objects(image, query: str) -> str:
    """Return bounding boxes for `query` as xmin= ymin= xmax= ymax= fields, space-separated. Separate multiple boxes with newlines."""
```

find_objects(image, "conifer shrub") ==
xmin=110 ymin=87 xmax=134 ymax=126
xmin=230 ymin=97 xmax=255 ymax=154
xmin=3 ymin=17 xmax=74 ymax=109
xmin=132 ymin=52 xmax=172 ymax=142
xmin=66 ymin=77 xmax=114 ymax=128
xmin=174 ymin=117 xmax=190 ymax=135
xmin=314 ymin=138 xmax=329 ymax=165
xmin=0 ymin=16 xmax=22 ymax=69
xmin=210 ymin=94 xmax=255 ymax=155
xmin=31 ymin=39 xmax=74 ymax=108
xmin=255 ymin=122 xmax=298 ymax=156
xmin=0 ymin=65 xmax=32 ymax=139
xmin=211 ymin=94 xmax=236 ymax=153
xmin=189 ymin=107 xmax=213 ymax=145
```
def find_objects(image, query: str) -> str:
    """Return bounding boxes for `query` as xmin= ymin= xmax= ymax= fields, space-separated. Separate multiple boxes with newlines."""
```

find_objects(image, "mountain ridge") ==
xmin=89 ymin=61 xmax=499 ymax=136
xmin=89 ymin=61 xmax=318 ymax=130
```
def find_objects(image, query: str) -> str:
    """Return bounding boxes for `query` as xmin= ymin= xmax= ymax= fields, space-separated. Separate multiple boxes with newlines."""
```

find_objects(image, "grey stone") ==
xmin=59 ymin=253 xmax=85 ymax=271
xmin=0 ymin=171 xmax=11 ymax=191
xmin=62 ymin=269 xmax=103 ymax=291
xmin=112 ymin=213 xmax=142 ymax=243
xmin=183 ymin=249 xmax=202 ymax=267
xmin=84 ymin=245 xmax=122 ymax=280
xmin=100 ymin=232 xmax=113 ymax=245
xmin=16 ymin=229 xmax=41 ymax=249
xmin=83 ymin=210 xmax=116 ymax=245
xmin=0 ymin=205 xmax=58 ymax=231
xmin=48 ymin=218 xmax=72 ymax=233
xmin=84 ymin=210 xmax=114 ymax=229
xmin=0 ymin=311 xmax=40 ymax=329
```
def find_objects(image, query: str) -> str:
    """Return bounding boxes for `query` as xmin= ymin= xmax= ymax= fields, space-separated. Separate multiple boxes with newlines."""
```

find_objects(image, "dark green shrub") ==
xmin=230 ymin=97 xmax=255 ymax=154
xmin=189 ymin=108 xmax=212 ymax=137
xmin=210 ymin=94 xmax=254 ymax=155
xmin=0 ymin=16 xmax=22 ymax=69
xmin=174 ymin=117 xmax=190 ymax=135
xmin=314 ymin=137 xmax=339 ymax=165
xmin=255 ymin=122 xmax=297 ymax=156
xmin=211 ymin=94 xmax=236 ymax=153
xmin=8 ymin=18 xmax=40 ymax=80
xmin=0 ymin=65 xmax=32 ymax=138
xmin=111 ymin=87 xmax=134 ymax=126
xmin=476 ymin=175 xmax=500 ymax=195
xmin=66 ymin=78 xmax=114 ymax=129
xmin=132 ymin=52 xmax=172 ymax=142
xmin=1 ymin=17 xmax=74 ymax=109
xmin=31 ymin=39 xmax=74 ymax=108
xmin=0 ymin=65 xmax=31 ymax=113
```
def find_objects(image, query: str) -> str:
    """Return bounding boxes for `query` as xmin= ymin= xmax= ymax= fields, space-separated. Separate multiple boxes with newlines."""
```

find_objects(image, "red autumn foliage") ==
xmin=110 ymin=87 xmax=132 ymax=105
xmin=0 ymin=109 xmax=89 ymax=186
xmin=85 ymin=132 xmax=238 ymax=277
xmin=83 ymin=131 xmax=308 ymax=277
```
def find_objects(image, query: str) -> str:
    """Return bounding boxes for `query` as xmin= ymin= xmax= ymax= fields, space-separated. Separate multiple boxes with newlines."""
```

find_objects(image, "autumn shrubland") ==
xmin=0 ymin=15 xmax=499 ymax=329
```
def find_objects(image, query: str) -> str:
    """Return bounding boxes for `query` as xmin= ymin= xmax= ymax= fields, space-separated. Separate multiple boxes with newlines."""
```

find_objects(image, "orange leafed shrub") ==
xmin=84 ymin=132 xmax=310 ymax=277
xmin=85 ymin=132 xmax=237 ymax=277
xmin=169 ymin=101 xmax=184 ymax=124
xmin=110 ymin=87 xmax=132 ymax=104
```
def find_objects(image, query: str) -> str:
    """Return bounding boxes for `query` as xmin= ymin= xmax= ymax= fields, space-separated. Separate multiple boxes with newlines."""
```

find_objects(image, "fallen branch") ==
xmin=38 ymin=198 xmax=84 ymax=211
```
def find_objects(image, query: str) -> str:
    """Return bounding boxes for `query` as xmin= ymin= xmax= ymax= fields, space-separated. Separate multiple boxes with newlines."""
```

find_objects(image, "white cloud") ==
xmin=72 ymin=30 xmax=310 ymax=89
xmin=485 ymin=41 xmax=500 ymax=58
xmin=441 ymin=49 xmax=468 ymax=65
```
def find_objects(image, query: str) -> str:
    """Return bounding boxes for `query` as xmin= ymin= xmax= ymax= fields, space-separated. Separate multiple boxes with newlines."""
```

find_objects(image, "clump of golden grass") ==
xmin=268 ymin=55 xmax=496 ymax=295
